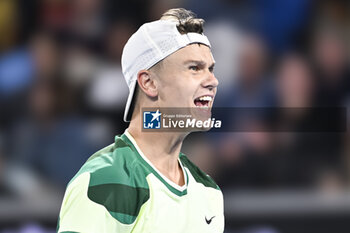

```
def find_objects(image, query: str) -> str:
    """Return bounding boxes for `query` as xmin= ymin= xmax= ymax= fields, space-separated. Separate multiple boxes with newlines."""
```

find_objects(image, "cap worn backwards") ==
xmin=121 ymin=19 xmax=211 ymax=122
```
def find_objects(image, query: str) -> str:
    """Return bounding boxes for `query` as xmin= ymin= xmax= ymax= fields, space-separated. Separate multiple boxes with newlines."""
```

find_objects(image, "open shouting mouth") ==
xmin=194 ymin=95 xmax=213 ymax=108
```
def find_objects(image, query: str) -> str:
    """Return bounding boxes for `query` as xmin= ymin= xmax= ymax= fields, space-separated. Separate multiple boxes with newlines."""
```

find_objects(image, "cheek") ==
xmin=157 ymin=71 xmax=199 ymax=104
xmin=161 ymin=87 xmax=190 ymax=101
xmin=159 ymin=84 xmax=195 ymax=106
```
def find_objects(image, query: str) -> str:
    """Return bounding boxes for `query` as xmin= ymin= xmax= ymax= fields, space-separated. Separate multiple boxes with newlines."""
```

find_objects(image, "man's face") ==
xmin=153 ymin=44 xmax=218 ymax=116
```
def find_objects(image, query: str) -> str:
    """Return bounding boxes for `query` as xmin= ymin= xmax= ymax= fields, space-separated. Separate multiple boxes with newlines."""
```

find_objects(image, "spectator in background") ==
xmin=0 ymin=0 xmax=19 ymax=52
xmin=11 ymin=76 xmax=100 ymax=187
xmin=310 ymin=26 xmax=350 ymax=192
xmin=30 ymin=32 xmax=60 ymax=80
xmin=271 ymin=52 xmax=345 ymax=188
xmin=213 ymin=34 xmax=276 ymax=188
xmin=0 ymin=1 xmax=37 ymax=99
xmin=275 ymin=52 xmax=314 ymax=108
xmin=40 ymin=0 xmax=71 ymax=32
xmin=215 ymin=51 xmax=346 ymax=189
xmin=216 ymin=34 xmax=274 ymax=108
xmin=312 ymin=27 xmax=350 ymax=106
xmin=70 ymin=0 xmax=105 ymax=43
xmin=9 ymin=32 xmax=106 ymax=188
xmin=86 ymin=19 xmax=134 ymax=114
xmin=62 ymin=18 xmax=134 ymax=134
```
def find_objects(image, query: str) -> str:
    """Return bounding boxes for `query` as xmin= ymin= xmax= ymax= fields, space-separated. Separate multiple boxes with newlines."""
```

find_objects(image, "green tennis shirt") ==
xmin=57 ymin=131 xmax=224 ymax=233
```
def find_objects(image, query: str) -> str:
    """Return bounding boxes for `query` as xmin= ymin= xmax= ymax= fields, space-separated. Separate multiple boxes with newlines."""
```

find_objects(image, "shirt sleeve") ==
xmin=57 ymin=172 xmax=135 ymax=233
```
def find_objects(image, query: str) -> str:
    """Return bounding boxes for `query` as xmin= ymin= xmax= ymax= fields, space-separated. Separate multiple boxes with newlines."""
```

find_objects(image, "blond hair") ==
xmin=160 ymin=8 xmax=204 ymax=34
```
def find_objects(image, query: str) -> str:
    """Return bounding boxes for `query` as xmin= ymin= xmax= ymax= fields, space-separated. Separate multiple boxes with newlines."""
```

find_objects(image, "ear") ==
xmin=137 ymin=70 xmax=158 ymax=98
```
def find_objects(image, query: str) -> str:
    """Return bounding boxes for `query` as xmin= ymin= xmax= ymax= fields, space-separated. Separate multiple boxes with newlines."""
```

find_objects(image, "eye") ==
xmin=209 ymin=66 xmax=214 ymax=73
xmin=189 ymin=66 xmax=199 ymax=71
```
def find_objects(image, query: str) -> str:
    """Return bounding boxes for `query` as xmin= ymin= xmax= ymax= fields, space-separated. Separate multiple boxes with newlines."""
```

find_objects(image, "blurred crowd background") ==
xmin=0 ymin=0 xmax=349 ymax=232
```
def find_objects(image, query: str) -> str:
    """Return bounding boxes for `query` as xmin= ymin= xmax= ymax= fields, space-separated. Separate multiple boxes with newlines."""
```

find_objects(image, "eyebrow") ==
xmin=184 ymin=60 xmax=215 ymax=69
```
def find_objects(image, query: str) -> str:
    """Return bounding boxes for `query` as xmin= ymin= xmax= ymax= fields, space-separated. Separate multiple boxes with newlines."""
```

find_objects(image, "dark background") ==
xmin=0 ymin=0 xmax=349 ymax=232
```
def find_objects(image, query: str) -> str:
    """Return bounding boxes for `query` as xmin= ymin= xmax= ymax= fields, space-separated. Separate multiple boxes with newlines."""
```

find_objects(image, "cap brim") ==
xmin=123 ymin=80 xmax=137 ymax=122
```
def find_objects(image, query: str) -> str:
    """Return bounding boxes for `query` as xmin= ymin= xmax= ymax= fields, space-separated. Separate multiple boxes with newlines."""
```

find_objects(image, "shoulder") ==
xmin=73 ymin=135 xmax=149 ymax=185
xmin=179 ymin=153 xmax=220 ymax=190
xmin=65 ymin=135 xmax=150 ymax=224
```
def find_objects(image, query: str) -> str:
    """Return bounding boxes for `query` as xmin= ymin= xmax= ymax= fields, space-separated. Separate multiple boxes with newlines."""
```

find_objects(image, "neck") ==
xmin=127 ymin=116 xmax=187 ymax=186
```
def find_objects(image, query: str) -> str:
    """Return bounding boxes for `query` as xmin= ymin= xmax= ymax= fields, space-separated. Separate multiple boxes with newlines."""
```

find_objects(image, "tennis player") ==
xmin=57 ymin=8 xmax=224 ymax=233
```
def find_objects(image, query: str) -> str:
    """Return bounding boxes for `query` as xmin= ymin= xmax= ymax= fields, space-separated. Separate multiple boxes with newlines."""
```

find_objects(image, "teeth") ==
xmin=198 ymin=96 xmax=212 ymax=101
xmin=195 ymin=105 xmax=210 ymax=108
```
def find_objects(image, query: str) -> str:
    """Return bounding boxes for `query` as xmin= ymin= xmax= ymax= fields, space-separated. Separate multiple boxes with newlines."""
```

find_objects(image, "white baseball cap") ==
xmin=121 ymin=19 xmax=211 ymax=122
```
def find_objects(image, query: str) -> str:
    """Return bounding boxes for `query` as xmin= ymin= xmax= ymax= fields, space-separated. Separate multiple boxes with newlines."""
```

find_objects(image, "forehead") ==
xmin=164 ymin=43 xmax=214 ymax=65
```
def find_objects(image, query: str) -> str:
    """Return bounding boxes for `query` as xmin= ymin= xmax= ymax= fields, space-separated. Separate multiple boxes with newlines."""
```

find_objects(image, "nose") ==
xmin=202 ymin=70 xmax=219 ymax=90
